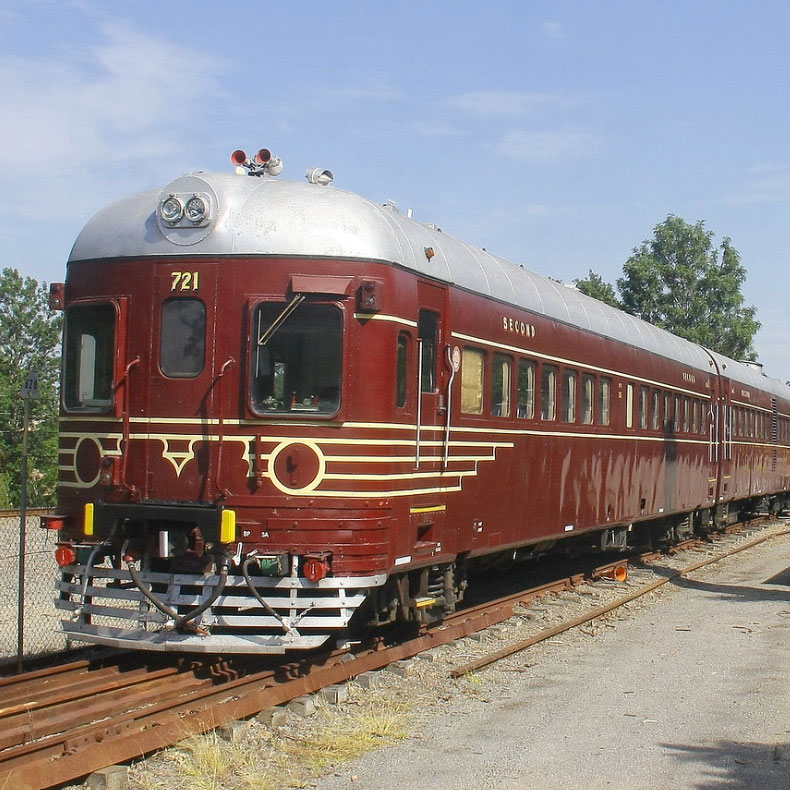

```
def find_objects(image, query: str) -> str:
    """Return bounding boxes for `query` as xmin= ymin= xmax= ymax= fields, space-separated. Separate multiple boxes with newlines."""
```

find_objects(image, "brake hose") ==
xmin=126 ymin=555 xmax=230 ymax=630
xmin=242 ymin=557 xmax=297 ymax=634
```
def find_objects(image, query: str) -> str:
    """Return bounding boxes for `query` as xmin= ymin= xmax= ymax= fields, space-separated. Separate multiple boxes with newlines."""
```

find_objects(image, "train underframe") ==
xmin=55 ymin=493 xmax=788 ymax=653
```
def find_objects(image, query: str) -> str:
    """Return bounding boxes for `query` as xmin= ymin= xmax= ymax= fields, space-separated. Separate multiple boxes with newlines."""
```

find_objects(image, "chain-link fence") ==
xmin=0 ymin=509 xmax=68 ymax=659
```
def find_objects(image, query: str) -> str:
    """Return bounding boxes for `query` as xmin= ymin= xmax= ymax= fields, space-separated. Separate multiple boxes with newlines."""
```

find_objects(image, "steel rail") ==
xmin=449 ymin=525 xmax=790 ymax=678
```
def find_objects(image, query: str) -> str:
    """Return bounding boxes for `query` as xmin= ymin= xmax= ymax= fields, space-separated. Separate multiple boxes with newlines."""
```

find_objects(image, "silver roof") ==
xmin=69 ymin=170 xmax=788 ymax=399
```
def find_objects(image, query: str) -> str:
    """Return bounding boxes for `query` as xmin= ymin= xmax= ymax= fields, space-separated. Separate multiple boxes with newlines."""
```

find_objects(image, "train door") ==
xmin=411 ymin=280 xmax=450 ymax=553
xmin=143 ymin=263 xmax=224 ymax=503
xmin=415 ymin=281 xmax=449 ymax=464
xmin=711 ymin=376 xmax=733 ymax=508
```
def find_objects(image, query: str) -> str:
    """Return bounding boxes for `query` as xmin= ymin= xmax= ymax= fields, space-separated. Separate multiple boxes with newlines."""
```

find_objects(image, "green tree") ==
xmin=617 ymin=216 xmax=760 ymax=360
xmin=0 ymin=268 xmax=62 ymax=507
xmin=574 ymin=269 xmax=621 ymax=308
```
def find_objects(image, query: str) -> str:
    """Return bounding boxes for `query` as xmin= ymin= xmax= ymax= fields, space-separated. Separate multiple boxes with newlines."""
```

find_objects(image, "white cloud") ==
xmin=0 ymin=22 xmax=226 ymax=219
xmin=724 ymin=164 xmax=790 ymax=205
xmin=495 ymin=130 xmax=595 ymax=163
xmin=319 ymin=82 xmax=404 ymax=103
xmin=446 ymin=90 xmax=565 ymax=117
xmin=541 ymin=21 xmax=563 ymax=39
xmin=409 ymin=120 xmax=467 ymax=138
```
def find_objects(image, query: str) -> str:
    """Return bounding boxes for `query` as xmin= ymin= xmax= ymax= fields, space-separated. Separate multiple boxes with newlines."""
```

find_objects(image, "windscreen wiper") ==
xmin=257 ymin=293 xmax=306 ymax=347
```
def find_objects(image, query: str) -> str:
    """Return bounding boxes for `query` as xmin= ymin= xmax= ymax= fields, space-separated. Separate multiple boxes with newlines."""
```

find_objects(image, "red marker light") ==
xmin=230 ymin=149 xmax=248 ymax=166
xmin=40 ymin=514 xmax=65 ymax=530
xmin=302 ymin=553 xmax=331 ymax=582
xmin=303 ymin=557 xmax=328 ymax=582
xmin=55 ymin=545 xmax=77 ymax=567
xmin=254 ymin=148 xmax=272 ymax=164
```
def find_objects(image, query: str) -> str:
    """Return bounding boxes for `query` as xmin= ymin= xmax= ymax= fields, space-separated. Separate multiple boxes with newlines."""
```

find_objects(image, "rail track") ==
xmin=1 ymin=519 xmax=786 ymax=790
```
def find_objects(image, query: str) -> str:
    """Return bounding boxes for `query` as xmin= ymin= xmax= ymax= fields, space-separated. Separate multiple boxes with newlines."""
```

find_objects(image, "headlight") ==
xmin=160 ymin=195 xmax=183 ymax=224
xmin=185 ymin=195 xmax=207 ymax=223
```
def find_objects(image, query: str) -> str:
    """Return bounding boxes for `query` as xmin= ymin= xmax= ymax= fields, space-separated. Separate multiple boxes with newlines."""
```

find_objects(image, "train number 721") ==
xmin=170 ymin=271 xmax=200 ymax=291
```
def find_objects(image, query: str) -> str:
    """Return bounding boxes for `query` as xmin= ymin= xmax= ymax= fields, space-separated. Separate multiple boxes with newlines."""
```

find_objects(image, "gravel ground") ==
xmin=309 ymin=528 xmax=790 ymax=790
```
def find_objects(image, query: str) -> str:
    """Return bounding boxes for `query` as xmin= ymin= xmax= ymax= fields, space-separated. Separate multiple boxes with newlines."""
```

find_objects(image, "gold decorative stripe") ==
xmin=352 ymin=312 xmax=418 ymax=328
xmin=410 ymin=504 xmax=447 ymax=514
xmin=730 ymin=399 xmax=772 ymax=413
xmin=323 ymin=470 xmax=478 ymax=482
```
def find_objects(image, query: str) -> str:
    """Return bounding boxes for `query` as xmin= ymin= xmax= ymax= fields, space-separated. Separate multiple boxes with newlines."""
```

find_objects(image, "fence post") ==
xmin=17 ymin=369 xmax=40 ymax=673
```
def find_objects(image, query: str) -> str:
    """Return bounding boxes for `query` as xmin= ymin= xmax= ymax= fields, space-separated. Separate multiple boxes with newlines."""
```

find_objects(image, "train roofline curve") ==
xmin=68 ymin=170 xmax=789 ymax=399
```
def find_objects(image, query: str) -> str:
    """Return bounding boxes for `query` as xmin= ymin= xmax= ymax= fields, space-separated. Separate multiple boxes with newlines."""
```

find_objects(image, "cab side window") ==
xmin=418 ymin=310 xmax=438 ymax=393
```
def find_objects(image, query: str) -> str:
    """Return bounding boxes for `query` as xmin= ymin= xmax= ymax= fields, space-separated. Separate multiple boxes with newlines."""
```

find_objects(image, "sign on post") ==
xmin=19 ymin=369 xmax=41 ymax=401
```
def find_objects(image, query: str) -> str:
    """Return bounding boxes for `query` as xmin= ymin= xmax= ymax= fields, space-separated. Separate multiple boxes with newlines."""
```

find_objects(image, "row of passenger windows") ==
xmin=454 ymin=346 xmax=715 ymax=436
xmin=732 ymin=405 xmax=783 ymax=442
xmin=733 ymin=406 xmax=767 ymax=440
xmin=778 ymin=416 xmax=790 ymax=444
xmin=627 ymin=385 xmax=709 ymax=435
xmin=458 ymin=348 xmax=612 ymax=426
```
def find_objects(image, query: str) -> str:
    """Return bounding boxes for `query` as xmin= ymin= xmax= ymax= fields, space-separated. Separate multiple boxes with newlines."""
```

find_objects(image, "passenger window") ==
xmin=491 ymin=354 xmax=512 ymax=417
xmin=581 ymin=374 xmax=594 ymax=425
xmin=639 ymin=386 xmax=649 ymax=430
xmin=562 ymin=369 xmax=577 ymax=423
xmin=651 ymin=389 xmax=660 ymax=431
xmin=664 ymin=393 xmax=672 ymax=431
xmin=674 ymin=396 xmax=681 ymax=432
xmin=541 ymin=365 xmax=557 ymax=421
xmin=683 ymin=398 xmax=690 ymax=433
xmin=517 ymin=360 xmax=535 ymax=419
xmin=160 ymin=298 xmax=205 ymax=378
xmin=626 ymin=384 xmax=634 ymax=429
xmin=396 ymin=333 xmax=409 ymax=408
xmin=692 ymin=400 xmax=699 ymax=433
xmin=418 ymin=310 xmax=438 ymax=393
xmin=599 ymin=377 xmax=611 ymax=426
xmin=461 ymin=347 xmax=484 ymax=415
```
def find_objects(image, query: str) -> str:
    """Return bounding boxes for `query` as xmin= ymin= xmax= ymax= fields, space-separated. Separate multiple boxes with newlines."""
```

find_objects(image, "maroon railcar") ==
xmin=45 ymin=152 xmax=790 ymax=653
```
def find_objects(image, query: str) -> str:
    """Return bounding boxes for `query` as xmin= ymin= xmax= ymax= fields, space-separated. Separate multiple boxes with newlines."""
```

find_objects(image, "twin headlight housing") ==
xmin=159 ymin=192 xmax=212 ymax=227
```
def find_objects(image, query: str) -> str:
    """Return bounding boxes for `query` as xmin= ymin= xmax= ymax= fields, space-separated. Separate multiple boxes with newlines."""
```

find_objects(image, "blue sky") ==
xmin=2 ymin=1 xmax=790 ymax=376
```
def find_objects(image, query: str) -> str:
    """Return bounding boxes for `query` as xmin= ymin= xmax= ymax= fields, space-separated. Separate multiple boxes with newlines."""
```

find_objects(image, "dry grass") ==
xmin=128 ymin=689 xmax=411 ymax=790
xmin=133 ymin=729 xmax=274 ymax=790
xmin=280 ymin=696 xmax=410 ymax=774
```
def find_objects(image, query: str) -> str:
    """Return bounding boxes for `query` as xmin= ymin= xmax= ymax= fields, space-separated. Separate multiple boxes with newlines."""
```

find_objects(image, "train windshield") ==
xmin=250 ymin=302 xmax=342 ymax=415
xmin=63 ymin=303 xmax=115 ymax=412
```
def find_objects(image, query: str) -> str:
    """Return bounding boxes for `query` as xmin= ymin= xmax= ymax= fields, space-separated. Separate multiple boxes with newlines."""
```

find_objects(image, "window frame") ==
xmin=491 ymin=353 xmax=513 ymax=418
xmin=581 ymin=373 xmax=595 ymax=425
xmin=159 ymin=296 xmax=206 ymax=379
xmin=598 ymin=377 xmax=611 ymax=426
xmin=562 ymin=368 xmax=578 ymax=423
xmin=517 ymin=359 xmax=536 ymax=420
xmin=460 ymin=346 xmax=485 ymax=415
xmin=62 ymin=300 xmax=118 ymax=414
xmin=249 ymin=299 xmax=344 ymax=418
xmin=540 ymin=364 xmax=558 ymax=421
